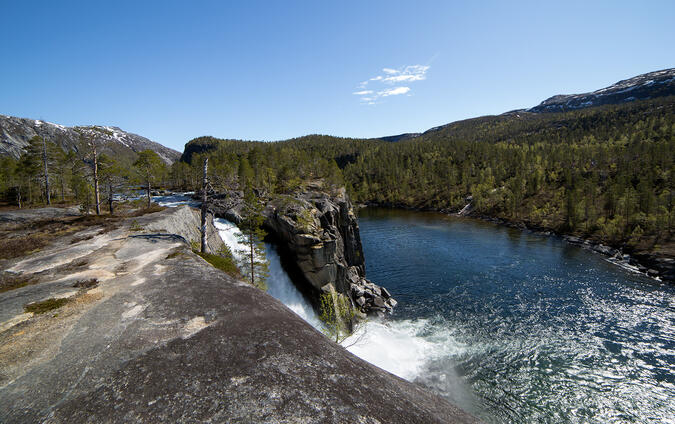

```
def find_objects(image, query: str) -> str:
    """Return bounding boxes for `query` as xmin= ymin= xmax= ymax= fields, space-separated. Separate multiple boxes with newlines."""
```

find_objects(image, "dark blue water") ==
xmin=357 ymin=208 xmax=675 ymax=423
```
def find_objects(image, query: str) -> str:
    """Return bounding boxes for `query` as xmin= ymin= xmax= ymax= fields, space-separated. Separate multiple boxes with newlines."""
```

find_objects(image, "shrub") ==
xmin=196 ymin=251 xmax=239 ymax=276
xmin=24 ymin=297 xmax=70 ymax=314
xmin=319 ymin=291 xmax=355 ymax=343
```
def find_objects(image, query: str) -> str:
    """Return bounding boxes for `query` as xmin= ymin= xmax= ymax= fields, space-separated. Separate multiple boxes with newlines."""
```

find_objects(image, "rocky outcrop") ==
xmin=210 ymin=183 xmax=397 ymax=315
xmin=560 ymin=235 xmax=674 ymax=282
xmin=0 ymin=206 xmax=477 ymax=423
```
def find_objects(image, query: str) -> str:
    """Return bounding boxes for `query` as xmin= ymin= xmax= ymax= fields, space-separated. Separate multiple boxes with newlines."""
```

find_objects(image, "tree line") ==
xmin=0 ymin=135 xmax=168 ymax=214
xmin=170 ymin=97 xmax=674 ymax=253
xmin=2 ymin=96 xmax=672 ymax=253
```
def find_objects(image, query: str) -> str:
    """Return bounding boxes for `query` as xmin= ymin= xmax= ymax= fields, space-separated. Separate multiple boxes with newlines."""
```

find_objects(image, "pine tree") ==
xmin=236 ymin=183 xmax=269 ymax=290
xmin=133 ymin=150 xmax=166 ymax=208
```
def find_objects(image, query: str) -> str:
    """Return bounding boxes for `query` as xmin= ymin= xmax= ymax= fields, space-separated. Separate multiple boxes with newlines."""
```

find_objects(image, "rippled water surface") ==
xmin=356 ymin=208 xmax=675 ymax=423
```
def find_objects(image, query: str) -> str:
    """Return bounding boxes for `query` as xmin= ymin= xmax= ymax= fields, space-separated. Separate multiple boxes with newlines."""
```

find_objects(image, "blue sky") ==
xmin=2 ymin=1 xmax=673 ymax=152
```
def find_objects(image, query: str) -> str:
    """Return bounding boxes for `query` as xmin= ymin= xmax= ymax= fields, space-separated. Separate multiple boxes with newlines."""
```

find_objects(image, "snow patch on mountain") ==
xmin=0 ymin=115 xmax=180 ymax=164
xmin=529 ymin=68 xmax=675 ymax=113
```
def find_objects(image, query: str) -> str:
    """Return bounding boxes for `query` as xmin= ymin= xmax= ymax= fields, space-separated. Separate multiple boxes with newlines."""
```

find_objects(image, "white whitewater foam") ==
xmin=345 ymin=318 xmax=466 ymax=380
xmin=265 ymin=243 xmax=324 ymax=329
xmin=153 ymin=194 xmax=199 ymax=208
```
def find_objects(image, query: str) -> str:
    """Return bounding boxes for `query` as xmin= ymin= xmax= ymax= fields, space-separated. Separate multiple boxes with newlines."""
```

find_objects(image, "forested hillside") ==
xmin=170 ymin=96 xmax=673 ymax=254
xmin=1 ymin=96 xmax=672 ymax=256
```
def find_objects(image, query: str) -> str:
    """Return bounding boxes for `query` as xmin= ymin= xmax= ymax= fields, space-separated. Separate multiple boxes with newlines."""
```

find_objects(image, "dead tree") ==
xmin=200 ymin=157 xmax=209 ymax=253
xmin=42 ymin=136 xmax=51 ymax=205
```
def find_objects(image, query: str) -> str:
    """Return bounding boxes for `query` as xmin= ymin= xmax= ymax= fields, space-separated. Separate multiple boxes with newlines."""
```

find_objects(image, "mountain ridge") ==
xmin=0 ymin=114 xmax=180 ymax=164
xmin=528 ymin=68 xmax=675 ymax=113
xmin=375 ymin=68 xmax=675 ymax=142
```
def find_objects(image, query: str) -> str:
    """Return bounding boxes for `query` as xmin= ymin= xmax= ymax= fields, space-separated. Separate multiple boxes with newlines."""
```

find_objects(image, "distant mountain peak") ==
xmin=528 ymin=68 xmax=675 ymax=113
xmin=0 ymin=115 xmax=180 ymax=164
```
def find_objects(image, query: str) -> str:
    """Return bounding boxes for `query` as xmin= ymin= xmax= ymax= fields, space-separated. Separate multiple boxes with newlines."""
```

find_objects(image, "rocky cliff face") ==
xmin=0 ymin=114 xmax=180 ymax=164
xmin=210 ymin=183 xmax=397 ymax=316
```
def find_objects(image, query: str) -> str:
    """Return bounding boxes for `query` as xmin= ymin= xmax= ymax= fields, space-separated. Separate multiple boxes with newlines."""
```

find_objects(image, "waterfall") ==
xmin=212 ymin=218 xmax=323 ymax=330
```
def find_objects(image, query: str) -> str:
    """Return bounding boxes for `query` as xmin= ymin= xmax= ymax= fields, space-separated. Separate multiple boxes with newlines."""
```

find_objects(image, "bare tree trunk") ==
xmin=108 ymin=183 xmax=114 ymax=215
xmin=91 ymin=142 xmax=100 ymax=215
xmin=17 ymin=188 xmax=22 ymax=209
xmin=249 ymin=229 xmax=255 ymax=286
xmin=42 ymin=136 xmax=51 ymax=205
xmin=146 ymin=176 xmax=151 ymax=208
xmin=200 ymin=158 xmax=209 ymax=253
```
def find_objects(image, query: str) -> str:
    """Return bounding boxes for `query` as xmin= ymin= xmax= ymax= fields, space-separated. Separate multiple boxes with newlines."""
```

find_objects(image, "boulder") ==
xmin=381 ymin=287 xmax=391 ymax=299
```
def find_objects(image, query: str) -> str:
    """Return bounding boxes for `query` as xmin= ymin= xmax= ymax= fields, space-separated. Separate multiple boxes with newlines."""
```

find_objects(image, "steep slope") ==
xmin=0 ymin=114 xmax=180 ymax=164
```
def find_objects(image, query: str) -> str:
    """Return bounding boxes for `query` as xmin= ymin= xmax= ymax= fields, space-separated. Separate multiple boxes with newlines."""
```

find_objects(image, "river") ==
xmin=352 ymin=208 xmax=675 ymax=423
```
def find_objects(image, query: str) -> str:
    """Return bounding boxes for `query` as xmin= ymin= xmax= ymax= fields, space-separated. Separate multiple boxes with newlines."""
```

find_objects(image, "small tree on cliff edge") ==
xmin=236 ymin=183 xmax=269 ymax=290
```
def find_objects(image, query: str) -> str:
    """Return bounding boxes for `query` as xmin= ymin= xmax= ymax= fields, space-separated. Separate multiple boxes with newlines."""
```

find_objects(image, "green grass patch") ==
xmin=196 ymin=251 xmax=239 ymax=276
xmin=24 ymin=297 xmax=71 ymax=314
xmin=165 ymin=249 xmax=184 ymax=259
xmin=129 ymin=220 xmax=144 ymax=232
xmin=0 ymin=233 xmax=50 ymax=259
xmin=0 ymin=274 xmax=39 ymax=293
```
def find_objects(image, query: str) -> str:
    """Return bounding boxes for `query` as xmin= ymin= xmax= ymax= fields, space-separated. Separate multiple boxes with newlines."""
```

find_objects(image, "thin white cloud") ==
xmin=354 ymin=64 xmax=429 ymax=104
xmin=380 ymin=87 xmax=410 ymax=96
